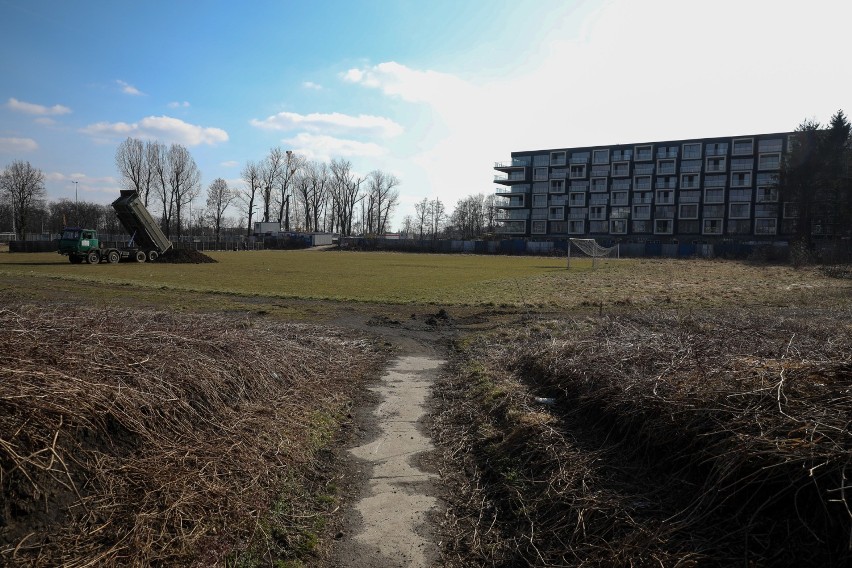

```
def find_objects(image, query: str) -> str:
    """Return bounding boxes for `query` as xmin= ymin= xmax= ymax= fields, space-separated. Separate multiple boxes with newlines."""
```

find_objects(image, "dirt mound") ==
xmin=154 ymin=248 xmax=217 ymax=263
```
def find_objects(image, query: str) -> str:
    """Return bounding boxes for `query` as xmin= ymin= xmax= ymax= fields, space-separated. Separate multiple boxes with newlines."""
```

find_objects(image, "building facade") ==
xmin=494 ymin=133 xmax=796 ymax=242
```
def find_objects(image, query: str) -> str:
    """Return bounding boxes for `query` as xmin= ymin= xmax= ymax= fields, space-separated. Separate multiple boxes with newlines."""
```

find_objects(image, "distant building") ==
xmin=494 ymin=133 xmax=795 ymax=242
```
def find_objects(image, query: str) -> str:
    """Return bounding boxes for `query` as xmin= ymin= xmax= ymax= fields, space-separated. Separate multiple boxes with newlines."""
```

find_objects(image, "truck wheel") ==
xmin=148 ymin=251 xmax=159 ymax=262
xmin=135 ymin=250 xmax=147 ymax=263
xmin=87 ymin=251 xmax=100 ymax=265
xmin=69 ymin=255 xmax=83 ymax=264
xmin=107 ymin=250 xmax=121 ymax=264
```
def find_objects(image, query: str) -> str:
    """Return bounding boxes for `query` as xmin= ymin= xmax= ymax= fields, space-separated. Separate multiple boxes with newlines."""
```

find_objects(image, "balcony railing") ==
xmin=495 ymin=185 xmax=529 ymax=194
xmin=494 ymin=172 xmax=526 ymax=183
xmin=494 ymin=158 xmax=531 ymax=168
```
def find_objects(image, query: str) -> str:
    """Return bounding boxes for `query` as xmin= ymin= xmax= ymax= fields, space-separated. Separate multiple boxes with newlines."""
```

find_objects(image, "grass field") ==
xmin=0 ymin=249 xmax=848 ymax=310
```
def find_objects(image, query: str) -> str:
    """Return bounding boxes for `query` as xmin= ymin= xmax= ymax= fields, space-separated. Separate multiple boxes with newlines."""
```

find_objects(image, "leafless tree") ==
xmin=260 ymin=147 xmax=286 ymax=223
xmin=240 ymin=161 xmax=262 ymax=236
xmin=329 ymin=158 xmax=363 ymax=236
xmin=149 ymin=141 xmax=174 ymax=236
xmin=1 ymin=160 xmax=46 ymax=239
xmin=276 ymin=150 xmax=300 ymax=230
xmin=167 ymin=144 xmax=201 ymax=240
xmin=414 ymin=197 xmax=429 ymax=240
xmin=429 ymin=198 xmax=446 ymax=239
xmin=365 ymin=170 xmax=400 ymax=235
xmin=206 ymin=178 xmax=235 ymax=248
xmin=115 ymin=138 xmax=159 ymax=206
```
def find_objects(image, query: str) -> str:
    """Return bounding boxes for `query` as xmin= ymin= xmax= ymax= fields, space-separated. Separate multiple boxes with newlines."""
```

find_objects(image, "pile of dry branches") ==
xmin=0 ymin=304 xmax=383 ymax=566
xmin=435 ymin=308 xmax=852 ymax=566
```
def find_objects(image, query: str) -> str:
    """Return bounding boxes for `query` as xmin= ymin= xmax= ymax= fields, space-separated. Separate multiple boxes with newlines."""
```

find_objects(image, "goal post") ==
xmin=566 ymin=238 xmax=619 ymax=270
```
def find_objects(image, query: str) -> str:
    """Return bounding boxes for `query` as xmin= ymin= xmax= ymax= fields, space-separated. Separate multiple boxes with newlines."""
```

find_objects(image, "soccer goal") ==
xmin=566 ymin=238 xmax=619 ymax=269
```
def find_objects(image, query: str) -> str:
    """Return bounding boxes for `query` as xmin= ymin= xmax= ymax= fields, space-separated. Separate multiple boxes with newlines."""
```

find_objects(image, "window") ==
xmin=532 ymin=194 xmax=547 ymax=207
xmin=589 ymin=194 xmax=609 ymax=205
xmin=569 ymin=164 xmax=586 ymax=179
xmin=727 ymin=219 xmax=751 ymax=235
xmin=657 ymin=146 xmax=678 ymax=159
xmin=634 ymin=163 xmax=655 ymax=175
xmin=704 ymin=204 xmax=725 ymax=217
xmin=611 ymin=149 xmax=632 ymax=161
xmin=729 ymin=188 xmax=751 ymax=202
xmin=756 ymin=186 xmax=778 ymax=202
xmin=679 ymin=204 xmax=699 ymax=219
xmin=657 ymin=158 xmax=676 ymax=175
xmin=656 ymin=176 xmax=677 ymax=189
xmin=589 ymin=220 xmax=608 ymax=233
xmin=550 ymin=151 xmax=567 ymax=166
xmin=731 ymin=172 xmax=752 ymax=187
xmin=534 ymin=167 xmax=548 ymax=181
xmin=632 ymin=220 xmax=651 ymax=233
xmin=550 ymin=180 xmax=565 ymax=193
xmin=634 ymin=145 xmax=653 ymax=161
xmin=706 ymin=142 xmax=728 ymax=156
xmin=590 ymin=177 xmax=608 ymax=192
xmin=755 ymin=218 xmax=777 ymax=235
xmin=533 ymin=155 xmax=550 ymax=166
xmin=729 ymin=202 xmax=750 ymax=219
xmin=589 ymin=206 xmax=607 ymax=220
xmin=533 ymin=182 xmax=548 ymax=193
xmin=656 ymin=190 xmax=675 ymax=204
xmin=568 ymin=220 xmax=585 ymax=234
xmin=570 ymin=152 xmax=590 ymax=164
xmin=704 ymin=174 xmax=726 ymax=188
xmin=758 ymin=139 xmax=783 ymax=153
xmin=633 ymin=204 xmax=651 ymax=220
xmin=570 ymin=181 xmax=589 ymax=192
xmin=612 ymin=161 xmax=630 ymax=177
xmin=680 ymin=160 xmax=702 ymax=173
xmin=680 ymin=191 xmax=701 ymax=203
xmin=611 ymin=191 xmax=629 ymax=206
xmin=756 ymin=172 xmax=779 ymax=186
xmin=633 ymin=191 xmax=653 ymax=204
xmin=550 ymin=221 xmax=567 ymax=233
xmin=707 ymin=156 xmax=726 ymax=172
xmin=531 ymin=220 xmax=547 ymax=234
xmin=549 ymin=206 xmax=565 ymax=220
xmin=682 ymin=143 xmax=702 ymax=159
xmin=655 ymin=205 xmax=675 ymax=218
xmin=654 ymin=219 xmax=674 ymax=234
xmin=569 ymin=193 xmax=586 ymax=207
xmin=680 ymin=174 xmax=700 ymax=189
xmin=679 ymin=220 xmax=700 ymax=233
xmin=591 ymin=165 xmax=610 ymax=177
xmin=705 ymin=188 xmax=724 ymax=203
xmin=634 ymin=175 xmax=652 ymax=190
xmin=703 ymin=219 xmax=723 ymax=235
xmin=732 ymin=138 xmax=754 ymax=155
xmin=754 ymin=204 xmax=778 ymax=218
xmin=731 ymin=158 xmax=753 ymax=171
xmin=550 ymin=168 xmax=567 ymax=179
xmin=611 ymin=178 xmax=631 ymax=190
xmin=592 ymin=149 xmax=610 ymax=164
xmin=611 ymin=207 xmax=629 ymax=219
xmin=610 ymin=219 xmax=627 ymax=234
xmin=758 ymin=153 xmax=781 ymax=170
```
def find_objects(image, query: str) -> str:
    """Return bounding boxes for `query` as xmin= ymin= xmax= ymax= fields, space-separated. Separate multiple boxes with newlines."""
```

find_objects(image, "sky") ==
xmin=1 ymin=0 xmax=850 ymax=229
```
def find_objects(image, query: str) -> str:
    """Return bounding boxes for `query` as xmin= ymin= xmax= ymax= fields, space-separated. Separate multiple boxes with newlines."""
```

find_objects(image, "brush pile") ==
xmin=435 ymin=308 xmax=852 ymax=566
xmin=0 ymin=304 xmax=383 ymax=566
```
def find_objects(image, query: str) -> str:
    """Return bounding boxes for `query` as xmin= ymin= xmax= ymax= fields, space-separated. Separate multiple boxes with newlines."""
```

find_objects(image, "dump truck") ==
xmin=58 ymin=190 xmax=172 ymax=264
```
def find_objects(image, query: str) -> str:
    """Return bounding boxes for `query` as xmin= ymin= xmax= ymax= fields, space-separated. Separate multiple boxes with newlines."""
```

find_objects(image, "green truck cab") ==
xmin=59 ymin=227 xmax=111 ymax=264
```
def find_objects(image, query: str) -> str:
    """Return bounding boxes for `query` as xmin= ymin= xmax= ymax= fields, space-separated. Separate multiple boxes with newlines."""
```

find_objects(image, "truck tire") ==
xmin=135 ymin=250 xmax=147 ymax=263
xmin=107 ymin=250 xmax=121 ymax=264
xmin=69 ymin=255 xmax=83 ymax=264
xmin=87 ymin=251 xmax=100 ymax=265
xmin=148 ymin=250 xmax=159 ymax=262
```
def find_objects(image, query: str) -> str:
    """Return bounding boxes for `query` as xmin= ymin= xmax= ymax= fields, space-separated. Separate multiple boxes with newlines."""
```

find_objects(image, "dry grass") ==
xmin=0 ymin=303 xmax=385 ymax=567
xmin=435 ymin=307 xmax=852 ymax=567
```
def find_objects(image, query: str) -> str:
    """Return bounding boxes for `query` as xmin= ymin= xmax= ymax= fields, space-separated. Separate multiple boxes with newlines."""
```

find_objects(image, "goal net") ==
xmin=566 ymin=238 xmax=619 ymax=269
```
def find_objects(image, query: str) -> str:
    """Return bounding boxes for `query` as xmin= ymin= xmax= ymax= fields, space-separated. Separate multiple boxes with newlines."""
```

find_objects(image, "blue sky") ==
xmin=1 ymin=0 xmax=850 ymax=227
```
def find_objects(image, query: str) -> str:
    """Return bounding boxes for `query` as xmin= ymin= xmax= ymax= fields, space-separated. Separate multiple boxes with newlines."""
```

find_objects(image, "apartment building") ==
xmin=494 ymin=133 xmax=795 ymax=241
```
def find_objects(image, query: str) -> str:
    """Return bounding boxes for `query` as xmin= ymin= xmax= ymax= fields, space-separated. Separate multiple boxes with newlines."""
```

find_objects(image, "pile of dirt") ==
xmin=153 ymin=248 xmax=217 ymax=263
xmin=0 ymin=304 xmax=384 ymax=566
xmin=435 ymin=308 xmax=852 ymax=567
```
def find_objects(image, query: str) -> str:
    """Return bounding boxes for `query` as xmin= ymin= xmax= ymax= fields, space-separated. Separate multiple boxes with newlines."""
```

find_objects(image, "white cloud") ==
xmin=116 ymin=80 xmax=143 ymax=96
xmin=7 ymin=97 xmax=71 ymax=116
xmin=34 ymin=117 xmax=57 ymax=126
xmin=168 ymin=101 xmax=191 ymax=108
xmin=302 ymin=81 xmax=323 ymax=90
xmin=281 ymin=132 xmax=386 ymax=162
xmin=251 ymin=110 xmax=403 ymax=138
xmin=0 ymin=137 xmax=38 ymax=153
xmin=220 ymin=160 xmax=239 ymax=168
xmin=81 ymin=115 xmax=229 ymax=146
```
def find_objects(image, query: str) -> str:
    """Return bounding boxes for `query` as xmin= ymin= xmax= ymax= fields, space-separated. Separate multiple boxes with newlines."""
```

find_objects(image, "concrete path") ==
xmin=338 ymin=355 xmax=444 ymax=567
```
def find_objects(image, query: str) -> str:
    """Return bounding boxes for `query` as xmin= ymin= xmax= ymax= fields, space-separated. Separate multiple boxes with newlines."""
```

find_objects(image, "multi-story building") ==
xmin=494 ymin=133 xmax=795 ymax=241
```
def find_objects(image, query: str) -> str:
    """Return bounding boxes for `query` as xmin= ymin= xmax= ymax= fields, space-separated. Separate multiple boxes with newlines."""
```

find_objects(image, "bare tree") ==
xmin=206 ymin=178 xmax=235 ymax=248
xmin=1 ymin=160 xmax=46 ymax=239
xmin=429 ymin=198 xmax=446 ymax=239
xmin=366 ymin=170 xmax=400 ymax=235
xmin=309 ymin=161 xmax=329 ymax=232
xmin=115 ymin=138 xmax=159 ymax=207
xmin=240 ymin=161 xmax=262 ymax=236
xmin=167 ymin=144 xmax=201 ymax=240
xmin=149 ymin=141 xmax=174 ymax=236
xmin=414 ymin=197 xmax=429 ymax=240
xmin=276 ymin=150 xmax=300 ymax=230
xmin=329 ymin=158 xmax=364 ymax=236
xmin=260 ymin=147 xmax=286 ymax=222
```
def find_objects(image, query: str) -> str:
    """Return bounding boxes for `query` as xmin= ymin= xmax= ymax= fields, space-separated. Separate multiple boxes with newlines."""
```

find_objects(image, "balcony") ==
xmin=494 ymin=171 xmax=527 ymax=184
xmin=633 ymin=196 xmax=654 ymax=204
xmin=656 ymin=180 xmax=677 ymax=189
xmin=635 ymin=151 xmax=653 ymax=161
xmin=634 ymin=163 xmax=654 ymax=175
xmin=495 ymin=184 xmax=530 ymax=194
xmin=680 ymin=161 xmax=702 ymax=173
xmin=570 ymin=156 xmax=589 ymax=164
xmin=494 ymin=157 xmax=531 ymax=169
xmin=497 ymin=209 xmax=530 ymax=220
xmin=550 ymin=168 xmax=567 ymax=179
xmin=657 ymin=149 xmax=678 ymax=159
